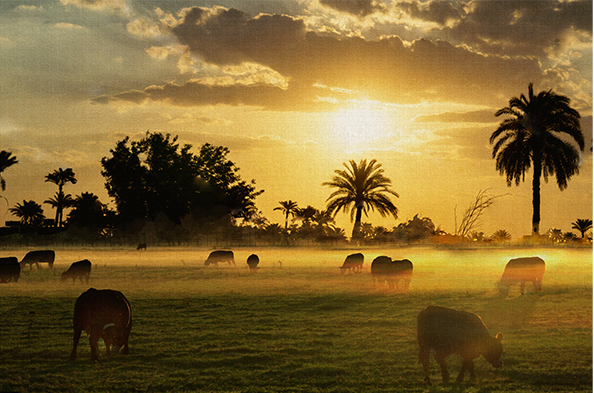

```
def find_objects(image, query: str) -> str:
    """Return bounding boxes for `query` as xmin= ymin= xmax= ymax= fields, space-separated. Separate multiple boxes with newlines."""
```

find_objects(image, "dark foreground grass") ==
xmin=0 ymin=262 xmax=591 ymax=392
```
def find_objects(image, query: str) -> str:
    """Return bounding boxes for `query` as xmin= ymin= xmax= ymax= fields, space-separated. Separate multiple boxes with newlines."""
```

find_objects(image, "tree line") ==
xmin=0 ymin=83 xmax=590 ymax=246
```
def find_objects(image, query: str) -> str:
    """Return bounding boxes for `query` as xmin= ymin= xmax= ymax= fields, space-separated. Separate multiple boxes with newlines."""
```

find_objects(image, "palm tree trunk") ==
xmin=532 ymin=151 xmax=542 ymax=236
xmin=352 ymin=205 xmax=363 ymax=239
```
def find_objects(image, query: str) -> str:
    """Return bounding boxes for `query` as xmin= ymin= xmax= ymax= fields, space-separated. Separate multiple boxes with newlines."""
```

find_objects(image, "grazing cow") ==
xmin=340 ymin=253 xmax=364 ymax=274
xmin=0 ymin=257 xmax=20 ymax=283
xmin=417 ymin=305 xmax=503 ymax=385
xmin=20 ymin=250 xmax=55 ymax=272
xmin=497 ymin=257 xmax=546 ymax=298
xmin=137 ymin=243 xmax=147 ymax=250
xmin=205 ymin=250 xmax=235 ymax=266
xmin=371 ymin=256 xmax=413 ymax=291
xmin=247 ymin=254 xmax=260 ymax=273
xmin=70 ymin=288 xmax=132 ymax=361
xmin=62 ymin=259 xmax=92 ymax=284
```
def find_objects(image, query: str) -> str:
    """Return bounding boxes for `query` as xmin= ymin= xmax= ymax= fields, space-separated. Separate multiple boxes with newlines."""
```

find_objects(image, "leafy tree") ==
xmin=45 ymin=168 xmax=77 ymax=227
xmin=101 ymin=132 xmax=263 ymax=230
xmin=273 ymin=200 xmax=298 ymax=229
xmin=10 ymin=200 xmax=45 ymax=227
xmin=323 ymin=159 xmax=399 ymax=239
xmin=67 ymin=192 xmax=109 ymax=230
xmin=571 ymin=219 xmax=592 ymax=238
xmin=490 ymin=83 xmax=584 ymax=235
xmin=0 ymin=151 xmax=18 ymax=191
xmin=394 ymin=214 xmax=437 ymax=243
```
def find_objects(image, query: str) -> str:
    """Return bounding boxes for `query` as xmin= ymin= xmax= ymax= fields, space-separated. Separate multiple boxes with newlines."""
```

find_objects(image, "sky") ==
xmin=0 ymin=0 xmax=592 ymax=240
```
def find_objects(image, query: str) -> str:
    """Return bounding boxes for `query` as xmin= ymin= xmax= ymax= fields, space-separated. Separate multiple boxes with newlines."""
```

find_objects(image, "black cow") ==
xmin=20 ymin=250 xmax=55 ymax=272
xmin=70 ymin=288 xmax=132 ymax=361
xmin=205 ymin=250 xmax=235 ymax=266
xmin=340 ymin=253 xmax=364 ymax=274
xmin=247 ymin=254 xmax=260 ymax=273
xmin=0 ymin=257 xmax=20 ymax=283
xmin=137 ymin=243 xmax=147 ymax=250
xmin=417 ymin=305 xmax=503 ymax=385
xmin=62 ymin=260 xmax=92 ymax=284
xmin=497 ymin=257 xmax=545 ymax=298
xmin=371 ymin=256 xmax=413 ymax=291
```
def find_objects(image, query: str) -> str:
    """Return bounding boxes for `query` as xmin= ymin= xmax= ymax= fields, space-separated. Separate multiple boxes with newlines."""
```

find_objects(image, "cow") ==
xmin=0 ymin=257 xmax=20 ymax=283
xmin=70 ymin=288 xmax=132 ymax=361
xmin=497 ymin=257 xmax=545 ymax=298
xmin=61 ymin=259 xmax=92 ymax=284
xmin=339 ymin=253 xmax=364 ymax=274
xmin=247 ymin=254 xmax=260 ymax=273
xmin=137 ymin=243 xmax=147 ymax=250
xmin=20 ymin=250 xmax=55 ymax=272
xmin=370 ymin=256 xmax=413 ymax=291
xmin=205 ymin=250 xmax=235 ymax=266
xmin=417 ymin=305 xmax=503 ymax=385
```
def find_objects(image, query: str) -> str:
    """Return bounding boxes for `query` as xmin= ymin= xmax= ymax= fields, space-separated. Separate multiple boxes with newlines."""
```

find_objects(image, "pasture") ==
xmin=0 ymin=246 xmax=591 ymax=392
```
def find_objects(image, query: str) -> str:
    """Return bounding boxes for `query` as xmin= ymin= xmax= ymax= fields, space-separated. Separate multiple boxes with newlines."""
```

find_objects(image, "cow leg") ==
xmin=418 ymin=346 xmax=431 ymax=385
xmin=89 ymin=334 xmax=101 ymax=361
xmin=520 ymin=282 xmax=526 ymax=295
xmin=70 ymin=328 xmax=82 ymax=361
xmin=456 ymin=359 xmax=473 ymax=382
xmin=434 ymin=353 xmax=450 ymax=383
xmin=35 ymin=262 xmax=40 ymax=270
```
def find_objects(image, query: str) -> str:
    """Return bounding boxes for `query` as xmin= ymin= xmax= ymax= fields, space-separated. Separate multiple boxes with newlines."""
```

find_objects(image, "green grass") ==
xmin=0 ymin=247 xmax=591 ymax=392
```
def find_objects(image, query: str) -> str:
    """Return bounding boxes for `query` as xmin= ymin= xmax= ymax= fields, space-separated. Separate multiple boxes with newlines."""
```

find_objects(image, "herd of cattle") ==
xmin=0 ymin=248 xmax=547 ymax=384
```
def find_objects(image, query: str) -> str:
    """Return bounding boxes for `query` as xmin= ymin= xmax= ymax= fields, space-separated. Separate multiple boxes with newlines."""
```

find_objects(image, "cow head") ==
xmin=482 ymin=332 xmax=504 ymax=368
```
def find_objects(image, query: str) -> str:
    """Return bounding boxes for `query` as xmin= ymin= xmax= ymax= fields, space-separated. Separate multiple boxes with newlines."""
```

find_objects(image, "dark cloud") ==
xmin=395 ymin=0 xmax=462 ymax=26
xmin=319 ymin=0 xmax=385 ymax=17
xmin=449 ymin=0 xmax=592 ymax=57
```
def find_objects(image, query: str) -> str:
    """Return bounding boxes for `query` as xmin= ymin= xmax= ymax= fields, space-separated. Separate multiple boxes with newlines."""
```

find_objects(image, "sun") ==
xmin=327 ymin=102 xmax=393 ymax=151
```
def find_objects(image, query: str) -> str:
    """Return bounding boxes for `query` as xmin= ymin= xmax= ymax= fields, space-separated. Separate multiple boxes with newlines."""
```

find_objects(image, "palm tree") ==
xmin=571 ymin=219 xmax=593 ymax=238
xmin=273 ymin=200 xmax=298 ymax=229
xmin=323 ymin=159 xmax=399 ymax=239
xmin=0 ymin=151 xmax=18 ymax=191
xmin=45 ymin=168 xmax=77 ymax=227
xmin=491 ymin=229 xmax=512 ymax=242
xmin=44 ymin=192 xmax=74 ymax=227
xmin=10 ymin=200 xmax=45 ymax=227
xmin=490 ymin=83 xmax=584 ymax=235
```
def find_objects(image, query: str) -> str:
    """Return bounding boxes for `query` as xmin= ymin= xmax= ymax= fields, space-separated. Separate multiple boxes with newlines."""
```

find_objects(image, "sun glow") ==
xmin=327 ymin=104 xmax=393 ymax=151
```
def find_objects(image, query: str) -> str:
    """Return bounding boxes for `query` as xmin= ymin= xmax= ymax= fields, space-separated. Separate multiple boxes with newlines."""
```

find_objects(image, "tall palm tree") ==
xmin=323 ymin=159 xmax=399 ymax=239
xmin=10 ymin=200 xmax=45 ymax=227
xmin=490 ymin=83 xmax=584 ymax=235
xmin=571 ymin=219 xmax=592 ymax=238
xmin=273 ymin=200 xmax=298 ymax=229
xmin=0 ymin=150 xmax=18 ymax=191
xmin=45 ymin=168 xmax=77 ymax=227
xmin=44 ymin=192 xmax=74 ymax=227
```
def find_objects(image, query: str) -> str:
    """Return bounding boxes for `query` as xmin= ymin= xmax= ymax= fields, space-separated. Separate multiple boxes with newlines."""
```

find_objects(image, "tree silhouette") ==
xmin=0 ymin=151 xmax=18 ymax=192
xmin=44 ymin=192 xmax=74 ymax=227
xmin=490 ymin=83 xmax=584 ymax=235
xmin=10 ymin=200 xmax=45 ymax=227
xmin=571 ymin=219 xmax=592 ymax=238
xmin=273 ymin=200 xmax=298 ymax=229
xmin=45 ymin=168 xmax=77 ymax=227
xmin=323 ymin=159 xmax=399 ymax=239
xmin=491 ymin=229 xmax=512 ymax=242
xmin=68 ymin=192 xmax=108 ymax=230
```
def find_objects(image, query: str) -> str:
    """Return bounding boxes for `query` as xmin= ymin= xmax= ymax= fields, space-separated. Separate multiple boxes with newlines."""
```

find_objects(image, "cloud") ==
xmin=415 ymin=110 xmax=497 ymax=123
xmin=319 ymin=0 xmax=385 ymax=17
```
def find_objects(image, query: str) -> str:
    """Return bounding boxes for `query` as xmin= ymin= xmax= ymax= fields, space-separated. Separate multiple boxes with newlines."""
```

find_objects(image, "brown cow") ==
xmin=70 ymin=288 xmax=132 ymax=361
xmin=20 ymin=250 xmax=55 ymax=272
xmin=247 ymin=254 xmax=260 ymax=272
xmin=61 ymin=259 xmax=92 ymax=284
xmin=0 ymin=257 xmax=20 ymax=283
xmin=205 ymin=250 xmax=235 ymax=266
xmin=371 ymin=256 xmax=413 ymax=291
xmin=339 ymin=253 xmax=364 ymax=274
xmin=497 ymin=257 xmax=545 ymax=298
xmin=417 ymin=305 xmax=503 ymax=385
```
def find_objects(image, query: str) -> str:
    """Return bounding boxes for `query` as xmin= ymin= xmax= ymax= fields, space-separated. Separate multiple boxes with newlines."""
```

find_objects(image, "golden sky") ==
xmin=0 ymin=0 xmax=592 ymax=239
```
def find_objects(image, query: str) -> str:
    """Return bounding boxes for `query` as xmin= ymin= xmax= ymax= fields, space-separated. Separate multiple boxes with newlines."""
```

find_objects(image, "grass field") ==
xmin=0 ymin=246 xmax=591 ymax=392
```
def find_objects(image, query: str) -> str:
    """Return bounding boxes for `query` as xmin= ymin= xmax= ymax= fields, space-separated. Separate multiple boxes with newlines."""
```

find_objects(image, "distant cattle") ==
xmin=70 ymin=288 xmax=132 ymax=361
xmin=137 ymin=243 xmax=147 ymax=250
xmin=62 ymin=260 xmax=92 ymax=284
xmin=20 ymin=250 xmax=55 ymax=272
xmin=497 ymin=257 xmax=545 ymax=298
xmin=205 ymin=250 xmax=235 ymax=266
xmin=417 ymin=305 xmax=503 ymax=385
xmin=0 ymin=257 xmax=20 ymax=283
xmin=247 ymin=254 xmax=260 ymax=273
xmin=340 ymin=253 xmax=364 ymax=274
xmin=371 ymin=256 xmax=413 ymax=291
